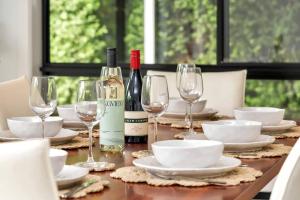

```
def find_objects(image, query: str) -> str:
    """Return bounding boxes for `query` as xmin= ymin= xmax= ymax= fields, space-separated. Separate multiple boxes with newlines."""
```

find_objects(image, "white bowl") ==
xmin=152 ymin=140 xmax=224 ymax=168
xmin=202 ymin=120 xmax=262 ymax=143
xmin=7 ymin=116 xmax=63 ymax=139
xmin=49 ymin=148 xmax=68 ymax=176
xmin=234 ymin=107 xmax=285 ymax=126
xmin=57 ymin=105 xmax=80 ymax=122
xmin=166 ymin=98 xmax=206 ymax=113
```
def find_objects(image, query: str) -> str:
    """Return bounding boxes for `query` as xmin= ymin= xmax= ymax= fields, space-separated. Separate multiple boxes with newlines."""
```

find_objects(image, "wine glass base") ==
xmin=75 ymin=161 xmax=110 ymax=171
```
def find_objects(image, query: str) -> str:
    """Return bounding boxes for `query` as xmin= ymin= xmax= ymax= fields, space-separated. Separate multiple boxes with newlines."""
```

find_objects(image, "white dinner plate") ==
xmin=262 ymin=120 xmax=297 ymax=133
xmin=133 ymin=156 xmax=241 ymax=177
xmin=0 ymin=128 xmax=78 ymax=144
xmin=184 ymin=134 xmax=275 ymax=152
xmin=56 ymin=165 xmax=89 ymax=188
xmin=163 ymin=108 xmax=218 ymax=119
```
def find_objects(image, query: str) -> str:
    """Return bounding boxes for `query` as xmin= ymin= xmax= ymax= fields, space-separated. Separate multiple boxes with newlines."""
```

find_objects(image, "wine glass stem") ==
xmin=41 ymin=117 xmax=45 ymax=139
xmin=153 ymin=117 xmax=158 ymax=142
xmin=188 ymin=103 xmax=194 ymax=134
xmin=184 ymin=103 xmax=189 ymax=125
xmin=87 ymin=125 xmax=95 ymax=163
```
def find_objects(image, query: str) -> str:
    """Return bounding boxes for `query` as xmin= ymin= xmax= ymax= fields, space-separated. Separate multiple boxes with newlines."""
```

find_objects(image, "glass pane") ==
xmin=50 ymin=0 xmax=116 ymax=63
xmin=156 ymin=0 xmax=217 ymax=64
xmin=246 ymin=80 xmax=300 ymax=120
xmin=125 ymin=0 xmax=144 ymax=62
xmin=227 ymin=0 xmax=300 ymax=62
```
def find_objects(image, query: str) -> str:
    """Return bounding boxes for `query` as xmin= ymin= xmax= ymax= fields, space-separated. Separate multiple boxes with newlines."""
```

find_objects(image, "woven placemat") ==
xmin=132 ymin=150 xmax=153 ymax=159
xmin=78 ymin=129 xmax=100 ymax=138
xmin=52 ymin=137 xmax=92 ymax=149
xmin=110 ymin=166 xmax=262 ymax=187
xmin=170 ymin=115 xmax=232 ymax=129
xmin=148 ymin=117 xmax=181 ymax=125
xmin=174 ymin=132 xmax=203 ymax=139
xmin=59 ymin=174 xmax=109 ymax=199
xmin=74 ymin=162 xmax=116 ymax=172
xmin=270 ymin=126 xmax=300 ymax=139
xmin=149 ymin=115 xmax=231 ymax=125
xmin=225 ymin=144 xmax=291 ymax=159
xmin=171 ymin=121 xmax=204 ymax=129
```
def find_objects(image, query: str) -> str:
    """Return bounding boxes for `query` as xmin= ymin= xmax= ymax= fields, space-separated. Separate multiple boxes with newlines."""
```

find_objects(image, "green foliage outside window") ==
xmin=50 ymin=0 xmax=300 ymax=119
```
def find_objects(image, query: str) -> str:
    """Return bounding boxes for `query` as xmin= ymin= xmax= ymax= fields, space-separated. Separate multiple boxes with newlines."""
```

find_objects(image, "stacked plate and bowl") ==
xmin=133 ymin=139 xmax=241 ymax=178
xmin=0 ymin=111 xmax=89 ymax=188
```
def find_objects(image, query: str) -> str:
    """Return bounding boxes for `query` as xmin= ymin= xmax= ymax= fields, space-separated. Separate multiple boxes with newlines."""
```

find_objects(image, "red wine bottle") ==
xmin=125 ymin=50 xmax=148 ymax=143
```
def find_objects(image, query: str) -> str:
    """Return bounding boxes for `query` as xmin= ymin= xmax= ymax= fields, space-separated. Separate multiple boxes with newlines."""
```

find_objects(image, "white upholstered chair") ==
xmin=147 ymin=70 xmax=247 ymax=116
xmin=0 ymin=139 xmax=59 ymax=200
xmin=0 ymin=76 xmax=33 ymax=130
xmin=270 ymin=138 xmax=300 ymax=200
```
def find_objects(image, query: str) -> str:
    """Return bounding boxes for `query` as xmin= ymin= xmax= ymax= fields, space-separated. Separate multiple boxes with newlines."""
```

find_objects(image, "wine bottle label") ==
xmin=125 ymin=111 xmax=148 ymax=136
xmin=100 ymin=100 xmax=125 ymax=146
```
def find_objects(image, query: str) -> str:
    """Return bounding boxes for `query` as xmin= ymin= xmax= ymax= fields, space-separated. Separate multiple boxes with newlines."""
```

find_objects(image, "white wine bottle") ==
xmin=100 ymin=47 xmax=125 ymax=152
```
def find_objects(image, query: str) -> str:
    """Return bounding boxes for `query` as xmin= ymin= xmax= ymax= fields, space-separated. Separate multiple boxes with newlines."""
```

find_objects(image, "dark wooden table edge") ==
xmin=235 ymin=155 xmax=286 ymax=200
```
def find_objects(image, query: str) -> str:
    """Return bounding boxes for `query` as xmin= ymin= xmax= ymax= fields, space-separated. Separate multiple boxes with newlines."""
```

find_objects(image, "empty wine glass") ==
xmin=176 ymin=64 xmax=194 ymax=127
xmin=29 ymin=76 xmax=57 ymax=138
xmin=178 ymin=67 xmax=204 ymax=135
xmin=141 ymin=75 xmax=169 ymax=142
xmin=75 ymin=80 xmax=107 ymax=170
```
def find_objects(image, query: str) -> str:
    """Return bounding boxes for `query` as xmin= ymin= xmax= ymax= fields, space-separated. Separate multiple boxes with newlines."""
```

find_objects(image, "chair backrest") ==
xmin=270 ymin=139 xmax=300 ymax=200
xmin=0 ymin=76 xmax=33 ymax=130
xmin=147 ymin=70 xmax=247 ymax=116
xmin=0 ymin=139 xmax=59 ymax=200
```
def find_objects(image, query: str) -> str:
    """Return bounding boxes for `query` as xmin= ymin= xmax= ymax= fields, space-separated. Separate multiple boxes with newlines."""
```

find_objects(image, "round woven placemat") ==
xmin=59 ymin=174 xmax=109 ymax=199
xmin=270 ymin=126 xmax=300 ymax=139
xmin=110 ymin=166 xmax=262 ymax=187
xmin=225 ymin=144 xmax=291 ymax=159
xmin=52 ymin=137 xmax=92 ymax=149
xmin=78 ymin=129 xmax=100 ymax=138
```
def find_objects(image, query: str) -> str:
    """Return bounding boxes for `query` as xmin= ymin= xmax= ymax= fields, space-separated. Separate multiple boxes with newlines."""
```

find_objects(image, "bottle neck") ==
xmin=107 ymin=48 xmax=117 ymax=67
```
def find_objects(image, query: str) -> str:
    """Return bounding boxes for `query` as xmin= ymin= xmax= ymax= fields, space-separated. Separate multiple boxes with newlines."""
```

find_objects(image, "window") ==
xmin=43 ymin=0 xmax=300 ymax=119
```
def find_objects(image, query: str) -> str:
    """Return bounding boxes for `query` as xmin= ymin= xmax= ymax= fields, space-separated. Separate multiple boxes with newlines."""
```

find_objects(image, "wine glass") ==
xmin=75 ymin=80 xmax=107 ymax=170
xmin=178 ymin=67 xmax=204 ymax=135
xmin=141 ymin=75 xmax=169 ymax=142
xmin=29 ymin=76 xmax=57 ymax=138
xmin=176 ymin=64 xmax=194 ymax=127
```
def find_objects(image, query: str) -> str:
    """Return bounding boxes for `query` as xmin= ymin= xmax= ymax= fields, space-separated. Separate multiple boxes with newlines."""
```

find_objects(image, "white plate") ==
xmin=184 ymin=134 xmax=275 ymax=152
xmin=56 ymin=165 xmax=89 ymax=188
xmin=133 ymin=156 xmax=241 ymax=177
xmin=262 ymin=120 xmax=297 ymax=133
xmin=163 ymin=108 xmax=218 ymax=119
xmin=0 ymin=128 xmax=78 ymax=144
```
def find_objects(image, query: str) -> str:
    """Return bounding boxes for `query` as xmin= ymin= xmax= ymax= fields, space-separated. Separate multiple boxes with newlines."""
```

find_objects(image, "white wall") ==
xmin=0 ymin=0 xmax=42 ymax=82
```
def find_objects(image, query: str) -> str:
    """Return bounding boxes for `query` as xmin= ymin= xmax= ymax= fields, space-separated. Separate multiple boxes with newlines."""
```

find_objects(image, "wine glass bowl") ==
xmin=142 ymin=102 xmax=168 ymax=116
xmin=75 ymin=101 xmax=98 ymax=126
xmin=178 ymin=66 xmax=204 ymax=135
xmin=29 ymin=76 xmax=57 ymax=138
xmin=179 ymin=67 xmax=203 ymax=103
xmin=141 ymin=75 xmax=169 ymax=142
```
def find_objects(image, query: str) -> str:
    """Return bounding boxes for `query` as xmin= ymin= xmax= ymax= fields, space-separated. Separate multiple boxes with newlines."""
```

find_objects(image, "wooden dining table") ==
xmin=65 ymin=123 xmax=297 ymax=200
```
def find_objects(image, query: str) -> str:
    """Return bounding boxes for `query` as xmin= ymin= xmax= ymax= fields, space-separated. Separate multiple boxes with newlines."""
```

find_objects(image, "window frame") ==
xmin=41 ymin=0 xmax=300 ymax=80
